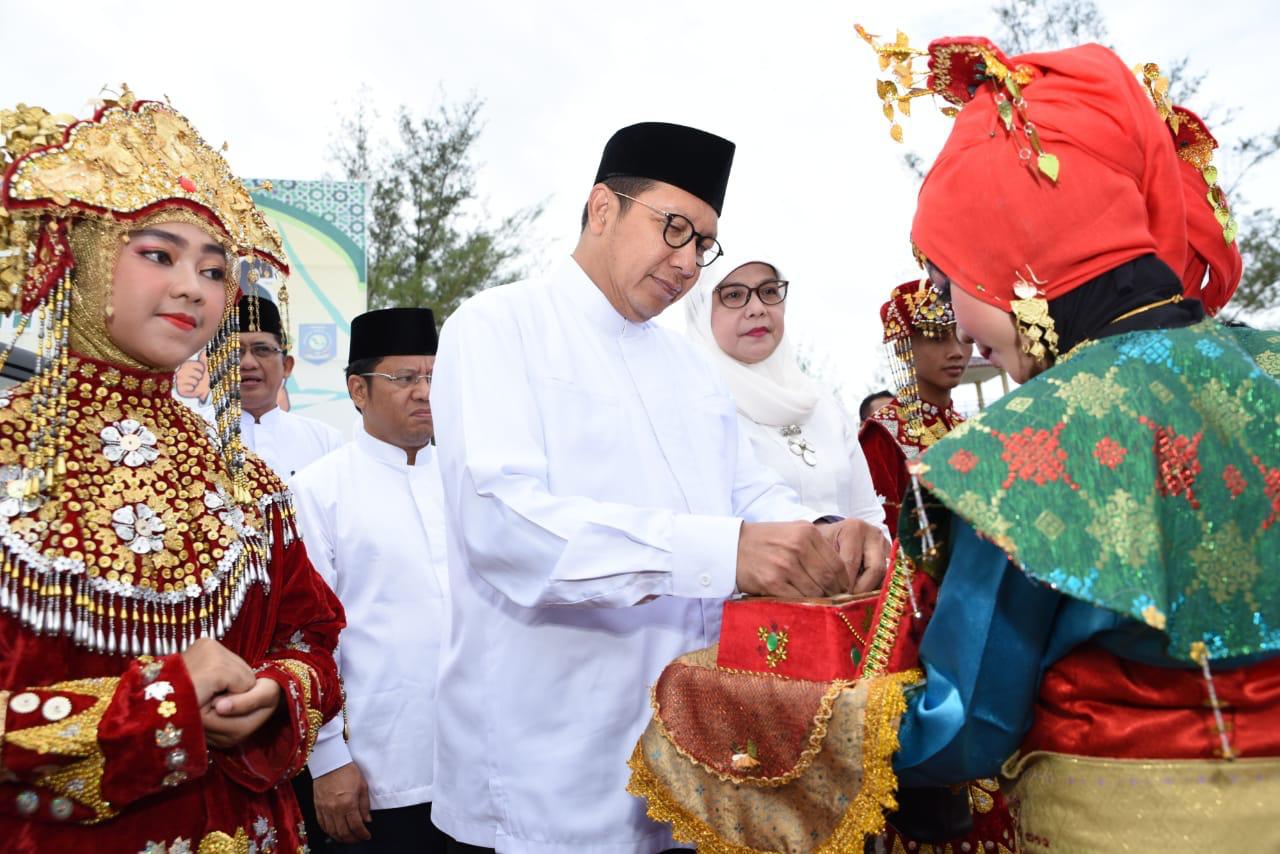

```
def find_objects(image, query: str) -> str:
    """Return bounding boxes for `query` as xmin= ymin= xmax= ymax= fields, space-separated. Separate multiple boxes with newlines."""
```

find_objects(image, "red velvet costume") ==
xmin=860 ymin=397 xmax=964 ymax=539
xmin=0 ymin=92 xmax=344 ymax=852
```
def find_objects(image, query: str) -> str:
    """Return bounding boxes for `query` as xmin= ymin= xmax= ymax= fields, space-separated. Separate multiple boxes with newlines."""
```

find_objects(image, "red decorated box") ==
xmin=716 ymin=592 xmax=881 ymax=682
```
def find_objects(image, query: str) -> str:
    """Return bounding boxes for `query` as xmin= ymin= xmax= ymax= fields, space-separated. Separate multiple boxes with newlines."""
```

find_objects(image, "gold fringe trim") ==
xmin=626 ymin=742 xmax=775 ymax=854
xmin=649 ymin=673 xmax=851 ymax=788
xmin=627 ymin=668 xmax=923 ymax=853
xmin=816 ymin=669 xmax=920 ymax=852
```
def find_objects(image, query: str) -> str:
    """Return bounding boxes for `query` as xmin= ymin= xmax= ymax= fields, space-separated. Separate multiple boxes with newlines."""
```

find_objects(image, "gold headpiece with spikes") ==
xmin=0 ymin=87 xmax=288 ymax=508
xmin=855 ymin=27 xmax=1058 ymax=183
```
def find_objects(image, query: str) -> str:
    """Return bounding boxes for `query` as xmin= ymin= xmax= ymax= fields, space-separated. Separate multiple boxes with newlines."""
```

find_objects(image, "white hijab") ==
xmin=685 ymin=255 xmax=821 ymax=428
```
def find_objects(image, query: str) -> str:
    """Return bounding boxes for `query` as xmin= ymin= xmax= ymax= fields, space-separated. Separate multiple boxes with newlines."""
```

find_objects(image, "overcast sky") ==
xmin=5 ymin=0 xmax=1276 ymax=408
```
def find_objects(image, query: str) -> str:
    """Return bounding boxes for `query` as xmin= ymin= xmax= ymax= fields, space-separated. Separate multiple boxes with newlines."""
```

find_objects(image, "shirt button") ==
xmin=42 ymin=696 xmax=72 ymax=722
xmin=699 ymin=574 xmax=711 ymax=587
xmin=9 ymin=692 xmax=39 ymax=714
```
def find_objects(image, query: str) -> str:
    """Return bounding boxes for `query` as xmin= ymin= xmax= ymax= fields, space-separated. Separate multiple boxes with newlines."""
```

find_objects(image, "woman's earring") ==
xmin=1009 ymin=266 xmax=1057 ymax=362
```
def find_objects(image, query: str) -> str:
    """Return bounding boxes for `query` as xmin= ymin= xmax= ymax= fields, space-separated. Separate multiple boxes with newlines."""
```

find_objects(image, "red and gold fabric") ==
xmin=859 ymin=396 xmax=965 ymax=538
xmin=0 ymin=358 xmax=344 ymax=853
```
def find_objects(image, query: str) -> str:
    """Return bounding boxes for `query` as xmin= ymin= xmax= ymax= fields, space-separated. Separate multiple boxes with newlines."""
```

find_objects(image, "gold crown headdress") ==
xmin=0 ymin=87 xmax=288 ymax=507
xmin=880 ymin=265 xmax=957 ymax=447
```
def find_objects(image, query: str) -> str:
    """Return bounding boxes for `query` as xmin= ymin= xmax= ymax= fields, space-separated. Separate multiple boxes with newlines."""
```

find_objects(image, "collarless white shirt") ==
xmin=428 ymin=256 xmax=822 ymax=854
xmin=240 ymin=406 xmax=345 ymax=480
xmin=291 ymin=430 xmax=449 ymax=810
xmin=736 ymin=395 xmax=888 ymax=534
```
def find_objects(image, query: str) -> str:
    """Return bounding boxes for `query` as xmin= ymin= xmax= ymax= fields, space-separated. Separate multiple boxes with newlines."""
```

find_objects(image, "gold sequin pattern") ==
xmin=0 ymin=357 xmax=298 ymax=656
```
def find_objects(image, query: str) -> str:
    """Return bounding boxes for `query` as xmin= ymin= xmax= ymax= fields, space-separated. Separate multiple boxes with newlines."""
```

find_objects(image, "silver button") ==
xmin=15 ymin=790 xmax=38 ymax=815
xmin=9 ymin=692 xmax=39 ymax=714
xmin=699 ymin=574 xmax=711 ymax=587
xmin=42 ymin=696 xmax=72 ymax=722
xmin=49 ymin=797 xmax=73 ymax=820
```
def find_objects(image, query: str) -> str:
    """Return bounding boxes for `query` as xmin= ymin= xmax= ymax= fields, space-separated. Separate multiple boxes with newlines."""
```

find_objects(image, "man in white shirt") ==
xmin=236 ymin=292 xmax=345 ymax=848
xmin=291 ymin=307 xmax=450 ymax=852
xmin=429 ymin=122 xmax=888 ymax=854
xmin=238 ymin=293 xmax=344 ymax=479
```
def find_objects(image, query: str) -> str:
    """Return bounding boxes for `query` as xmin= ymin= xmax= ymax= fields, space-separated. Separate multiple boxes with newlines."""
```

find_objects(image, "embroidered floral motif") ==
xmin=1190 ymin=521 xmax=1261 ymax=607
xmin=1086 ymin=489 xmax=1159 ymax=569
xmin=948 ymin=449 xmax=979 ymax=474
xmin=1053 ymin=368 xmax=1124 ymax=418
xmin=1093 ymin=436 xmax=1127 ymax=469
xmin=1256 ymin=350 xmax=1280 ymax=376
xmin=111 ymin=502 xmax=167 ymax=554
xmin=1222 ymin=464 xmax=1247 ymax=498
xmin=756 ymin=624 xmax=789 ymax=668
xmin=995 ymin=423 xmax=1077 ymax=490
xmin=1252 ymin=455 xmax=1280 ymax=529
xmin=99 ymin=419 xmax=159 ymax=467
xmin=203 ymin=484 xmax=246 ymax=527
xmin=1196 ymin=338 xmax=1225 ymax=359
xmin=1140 ymin=417 xmax=1203 ymax=509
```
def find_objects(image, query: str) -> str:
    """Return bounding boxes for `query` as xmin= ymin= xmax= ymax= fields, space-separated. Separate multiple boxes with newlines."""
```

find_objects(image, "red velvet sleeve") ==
xmin=213 ymin=531 xmax=345 ymax=793
xmin=857 ymin=421 xmax=909 ymax=539
xmin=0 ymin=652 xmax=208 ymax=824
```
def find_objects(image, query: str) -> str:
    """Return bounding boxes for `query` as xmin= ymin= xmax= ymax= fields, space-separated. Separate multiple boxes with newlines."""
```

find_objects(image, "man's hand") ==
xmin=314 ymin=762 xmax=373 ymax=843
xmin=174 ymin=353 xmax=210 ymax=403
xmin=203 ymin=677 xmax=282 ymax=749
xmin=818 ymin=519 xmax=890 ymax=593
xmin=181 ymin=638 xmax=256 ymax=707
xmin=735 ymin=521 xmax=848 ymax=598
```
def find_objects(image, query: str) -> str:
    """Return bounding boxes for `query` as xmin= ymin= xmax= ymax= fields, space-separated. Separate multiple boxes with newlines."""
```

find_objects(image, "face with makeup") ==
xmin=929 ymin=263 xmax=1046 ymax=384
xmin=105 ymin=221 xmax=231 ymax=370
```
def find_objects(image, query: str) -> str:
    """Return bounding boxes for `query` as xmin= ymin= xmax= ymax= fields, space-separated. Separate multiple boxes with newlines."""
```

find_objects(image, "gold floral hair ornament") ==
xmin=0 ymin=87 xmax=286 ymax=507
xmin=1009 ymin=265 xmax=1059 ymax=362
xmin=1136 ymin=64 xmax=1238 ymax=246
xmin=856 ymin=28 xmax=1059 ymax=183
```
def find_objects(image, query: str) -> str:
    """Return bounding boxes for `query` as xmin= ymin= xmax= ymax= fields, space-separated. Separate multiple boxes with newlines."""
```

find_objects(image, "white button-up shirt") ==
xmin=291 ymin=430 xmax=449 ymax=810
xmin=737 ymin=395 xmax=888 ymax=532
xmin=429 ymin=257 xmax=822 ymax=853
xmin=241 ymin=406 xmax=344 ymax=479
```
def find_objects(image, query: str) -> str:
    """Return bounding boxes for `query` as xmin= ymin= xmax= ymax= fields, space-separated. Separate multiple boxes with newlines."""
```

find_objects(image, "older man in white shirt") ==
xmin=237 ymin=293 xmax=344 ymax=479
xmin=291 ymin=307 xmax=450 ymax=852
xmin=429 ymin=122 xmax=888 ymax=854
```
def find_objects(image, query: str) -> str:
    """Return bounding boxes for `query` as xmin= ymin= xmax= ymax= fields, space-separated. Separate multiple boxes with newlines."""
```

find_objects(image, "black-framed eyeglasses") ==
xmin=360 ymin=371 xmax=433 ymax=389
xmin=239 ymin=343 xmax=285 ymax=360
xmin=714 ymin=280 xmax=789 ymax=309
xmin=613 ymin=192 xmax=723 ymax=267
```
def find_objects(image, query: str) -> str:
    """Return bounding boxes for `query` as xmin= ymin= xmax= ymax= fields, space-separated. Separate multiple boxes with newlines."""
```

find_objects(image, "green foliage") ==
xmin=330 ymin=94 xmax=543 ymax=322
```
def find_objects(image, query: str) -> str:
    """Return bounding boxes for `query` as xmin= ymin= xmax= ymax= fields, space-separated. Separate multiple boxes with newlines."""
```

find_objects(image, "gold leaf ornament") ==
xmin=1037 ymin=152 xmax=1060 ymax=182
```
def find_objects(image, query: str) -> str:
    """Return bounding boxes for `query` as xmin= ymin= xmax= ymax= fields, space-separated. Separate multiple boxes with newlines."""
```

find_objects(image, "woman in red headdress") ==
xmin=0 ymin=90 xmax=343 ymax=853
xmin=628 ymin=34 xmax=1280 ymax=853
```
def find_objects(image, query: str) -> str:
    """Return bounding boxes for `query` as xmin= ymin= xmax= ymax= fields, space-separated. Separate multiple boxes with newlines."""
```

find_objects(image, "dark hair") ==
xmin=859 ymin=390 xmax=893 ymax=421
xmin=344 ymin=356 xmax=384 ymax=413
xmin=580 ymin=175 xmax=657 ymax=230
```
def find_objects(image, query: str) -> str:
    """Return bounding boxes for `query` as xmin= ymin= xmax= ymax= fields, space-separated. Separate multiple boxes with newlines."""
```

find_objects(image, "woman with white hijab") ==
xmin=686 ymin=255 xmax=886 ymax=532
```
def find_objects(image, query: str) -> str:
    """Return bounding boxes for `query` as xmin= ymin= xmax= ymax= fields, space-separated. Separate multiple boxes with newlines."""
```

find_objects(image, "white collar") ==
xmin=355 ymin=426 xmax=429 ymax=468
xmin=559 ymin=256 xmax=651 ymax=339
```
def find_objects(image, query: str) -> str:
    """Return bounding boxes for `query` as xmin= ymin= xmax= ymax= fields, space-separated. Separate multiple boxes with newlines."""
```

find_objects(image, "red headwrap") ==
xmin=911 ymin=39 xmax=1186 ymax=308
xmin=1170 ymin=106 xmax=1242 ymax=315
